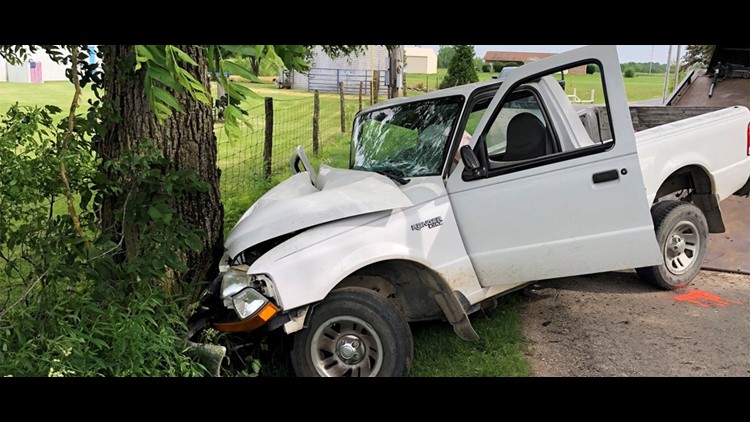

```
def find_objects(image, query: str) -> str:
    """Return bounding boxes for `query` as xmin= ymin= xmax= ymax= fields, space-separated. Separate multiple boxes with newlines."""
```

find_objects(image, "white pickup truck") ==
xmin=189 ymin=45 xmax=750 ymax=377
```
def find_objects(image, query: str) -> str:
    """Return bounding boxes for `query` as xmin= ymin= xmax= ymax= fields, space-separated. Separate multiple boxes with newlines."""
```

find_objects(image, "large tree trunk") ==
xmin=97 ymin=45 xmax=224 ymax=290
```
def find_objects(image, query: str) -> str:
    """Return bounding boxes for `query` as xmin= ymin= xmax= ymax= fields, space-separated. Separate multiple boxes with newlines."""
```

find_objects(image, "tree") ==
xmin=683 ymin=45 xmax=714 ymax=68
xmin=472 ymin=57 xmax=484 ymax=71
xmin=440 ymin=45 xmax=479 ymax=89
xmin=0 ymin=43 xmax=379 ymax=376
xmin=437 ymin=45 xmax=456 ymax=69
xmin=98 ymin=46 xmax=224 ymax=290
xmin=0 ymin=44 xmax=368 ymax=292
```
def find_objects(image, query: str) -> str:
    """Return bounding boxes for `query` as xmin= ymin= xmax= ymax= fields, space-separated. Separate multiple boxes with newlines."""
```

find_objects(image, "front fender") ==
xmin=247 ymin=195 xmax=482 ymax=311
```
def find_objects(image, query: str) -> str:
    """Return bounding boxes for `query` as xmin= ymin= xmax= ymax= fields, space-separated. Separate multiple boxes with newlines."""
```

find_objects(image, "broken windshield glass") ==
xmin=350 ymin=96 xmax=464 ymax=178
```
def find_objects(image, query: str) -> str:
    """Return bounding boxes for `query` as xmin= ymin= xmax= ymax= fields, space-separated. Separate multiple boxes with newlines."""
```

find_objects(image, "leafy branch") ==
xmin=59 ymin=45 xmax=88 ymax=246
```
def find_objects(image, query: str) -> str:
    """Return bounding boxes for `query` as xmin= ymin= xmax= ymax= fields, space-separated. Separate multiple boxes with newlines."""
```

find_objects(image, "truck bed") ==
xmin=667 ymin=69 xmax=750 ymax=110
xmin=580 ymin=104 xmax=750 ymax=274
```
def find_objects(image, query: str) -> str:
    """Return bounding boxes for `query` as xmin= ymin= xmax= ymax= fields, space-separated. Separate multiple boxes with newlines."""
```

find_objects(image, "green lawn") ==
xmin=411 ymin=295 xmax=529 ymax=376
xmin=0 ymin=81 xmax=95 ymax=113
xmin=405 ymin=69 xmax=668 ymax=103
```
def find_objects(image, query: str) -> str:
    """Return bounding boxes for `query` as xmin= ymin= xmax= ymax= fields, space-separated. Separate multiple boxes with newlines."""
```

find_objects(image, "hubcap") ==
xmin=336 ymin=334 xmax=365 ymax=364
xmin=310 ymin=315 xmax=383 ymax=377
xmin=664 ymin=220 xmax=700 ymax=275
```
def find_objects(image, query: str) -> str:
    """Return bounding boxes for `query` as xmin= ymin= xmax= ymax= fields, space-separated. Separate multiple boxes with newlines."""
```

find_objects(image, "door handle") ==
xmin=592 ymin=169 xmax=619 ymax=184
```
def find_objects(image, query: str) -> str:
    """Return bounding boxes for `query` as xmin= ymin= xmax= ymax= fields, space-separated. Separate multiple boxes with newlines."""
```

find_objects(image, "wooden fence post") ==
xmin=369 ymin=80 xmax=373 ymax=105
xmin=339 ymin=82 xmax=346 ymax=133
xmin=263 ymin=97 xmax=273 ymax=178
xmin=373 ymin=70 xmax=380 ymax=104
xmin=403 ymin=72 xmax=407 ymax=97
xmin=358 ymin=81 xmax=363 ymax=111
xmin=313 ymin=90 xmax=320 ymax=156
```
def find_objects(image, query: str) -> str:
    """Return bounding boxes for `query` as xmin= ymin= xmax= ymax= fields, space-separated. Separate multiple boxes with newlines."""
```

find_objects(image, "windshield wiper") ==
xmin=375 ymin=170 xmax=410 ymax=185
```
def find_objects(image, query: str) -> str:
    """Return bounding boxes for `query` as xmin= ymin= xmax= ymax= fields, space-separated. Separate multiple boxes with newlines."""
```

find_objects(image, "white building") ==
xmin=404 ymin=47 xmax=438 ymax=74
xmin=0 ymin=46 xmax=98 ymax=83
xmin=289 ymin=45 xmax=397 ymax=94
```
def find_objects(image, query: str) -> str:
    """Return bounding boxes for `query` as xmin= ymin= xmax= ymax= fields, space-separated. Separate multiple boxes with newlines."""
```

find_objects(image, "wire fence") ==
xmin=216 ymin=90 xmax=360 ymax=201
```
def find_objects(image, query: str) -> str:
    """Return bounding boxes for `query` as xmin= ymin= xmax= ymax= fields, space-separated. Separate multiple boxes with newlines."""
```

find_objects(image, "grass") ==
xmin=411 ymin=295 xmax=529 ymax=376
xmin=405 ymin=70 xmax=668 ymax=103
xmin=0 ymin=81 xmax=95 ymax=113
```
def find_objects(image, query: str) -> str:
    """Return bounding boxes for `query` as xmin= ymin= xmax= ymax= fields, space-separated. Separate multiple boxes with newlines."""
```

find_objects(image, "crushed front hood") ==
xmin=224 ymin=165 xmax=414 ymax=259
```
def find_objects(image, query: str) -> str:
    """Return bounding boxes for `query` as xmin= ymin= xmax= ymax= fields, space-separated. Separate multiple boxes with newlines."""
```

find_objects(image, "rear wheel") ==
xmin=636 ymin=200 xmax=708 ymax=290
xmin=290 ymin=287 xmax=413 ymax=377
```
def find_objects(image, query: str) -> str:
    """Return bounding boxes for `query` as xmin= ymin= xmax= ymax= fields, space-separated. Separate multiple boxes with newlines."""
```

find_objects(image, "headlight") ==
xmin=220 ymin=269 xmax=254 ymax=298
xmin=231 ymin=288 xmax=268 ymax=319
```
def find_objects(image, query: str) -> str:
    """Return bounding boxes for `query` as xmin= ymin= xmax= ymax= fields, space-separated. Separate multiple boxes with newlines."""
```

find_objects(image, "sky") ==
xmin=407 ymin=45 xmax=680 ymax=64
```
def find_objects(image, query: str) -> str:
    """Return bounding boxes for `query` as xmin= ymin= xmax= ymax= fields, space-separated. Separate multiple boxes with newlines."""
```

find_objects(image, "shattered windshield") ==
xmin=350 ymin=96 xmax=464 ymax=177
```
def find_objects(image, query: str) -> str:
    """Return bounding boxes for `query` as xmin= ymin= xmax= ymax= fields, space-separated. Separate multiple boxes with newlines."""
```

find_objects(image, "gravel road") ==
xmin=521 ymin=270 xmax=750 ymax=376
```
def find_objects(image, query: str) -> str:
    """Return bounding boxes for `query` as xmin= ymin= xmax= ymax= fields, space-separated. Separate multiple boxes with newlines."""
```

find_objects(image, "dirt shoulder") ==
xmin=520 ymin=270 xmax=750 ymax=376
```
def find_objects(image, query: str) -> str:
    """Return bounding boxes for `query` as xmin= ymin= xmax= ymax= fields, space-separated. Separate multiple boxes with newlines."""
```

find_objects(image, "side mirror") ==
xmin=460 ymin=145 xmax=481 ymax=170
xmin=460 ymin=145 xmax=486 ymax=181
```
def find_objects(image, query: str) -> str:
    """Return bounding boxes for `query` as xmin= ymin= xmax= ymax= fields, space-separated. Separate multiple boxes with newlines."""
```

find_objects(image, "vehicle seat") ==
xmin=503 ymin=112 xmax=547 ymax=161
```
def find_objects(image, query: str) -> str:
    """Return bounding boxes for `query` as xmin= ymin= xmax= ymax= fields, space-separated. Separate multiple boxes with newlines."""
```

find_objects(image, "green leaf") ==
xmin=219 ymin=45 xmax=257 ymax=56
xmin=152 ymin=86 xmax=185 ymax=114
xmin=147 ymin=67 xmax=182 ymax=91
xmin=264 ymin=45 xmax=285 ymax=69
xmin=152 ymin=102 xmax=173 ymax=120
xmin=145 ymin=45 xmax=168 ymax=67
xmin=171 ymin=46 xmax=198 ymax=66
xmin=148 ymin=206 xmax=162 ymax=220
xmin=206 ymin=45 xmax=217 ymax=73
xmin=193 ymin=92 xmax=210 ymax=105
xmin=184 ymin=233 xmax=203 ymax=252
xmin=224 ymin=121 xmax=241 ymax=139
xmin=221 ymin=60 xmax=260 ymax=83
xmin=229 ymin=82 xmax=261 ymax=100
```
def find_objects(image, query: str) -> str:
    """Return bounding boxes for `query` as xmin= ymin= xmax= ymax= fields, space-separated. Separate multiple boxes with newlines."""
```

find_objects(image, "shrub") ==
xmin=623 ymin=68 xmax=636 ymax=78
xmin=0 ymin=105 xmax=211 ymax=377
xmin=492 ymin=62 xmax=503 ymax=73
xmin=481 ymin=64 xmax=491 ymax=72
xmin=0 ymin=283 xmax=208 ymax=377
xmin=586 ymin=64 xmax=598 ymax=74
xmin=440 ymin=45 xmax=479 ymax=89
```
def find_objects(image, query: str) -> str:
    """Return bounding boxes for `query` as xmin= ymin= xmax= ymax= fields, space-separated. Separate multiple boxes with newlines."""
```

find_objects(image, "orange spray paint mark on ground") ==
xmin=673 ymin=290 xmax=743 ymax=308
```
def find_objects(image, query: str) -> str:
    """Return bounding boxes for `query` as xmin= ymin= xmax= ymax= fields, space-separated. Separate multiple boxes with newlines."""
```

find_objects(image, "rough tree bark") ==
xmin=97 ymin=45 xmax=224 ymax=290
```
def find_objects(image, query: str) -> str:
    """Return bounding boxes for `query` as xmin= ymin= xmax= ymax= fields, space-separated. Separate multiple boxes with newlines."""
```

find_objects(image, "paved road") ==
xmin=521 ymin=270 xmax=750 ymax=376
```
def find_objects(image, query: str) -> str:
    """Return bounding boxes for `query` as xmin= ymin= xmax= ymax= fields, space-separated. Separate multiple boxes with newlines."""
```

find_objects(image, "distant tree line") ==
xmin=619 ymin=62 xmax=667 ymax=74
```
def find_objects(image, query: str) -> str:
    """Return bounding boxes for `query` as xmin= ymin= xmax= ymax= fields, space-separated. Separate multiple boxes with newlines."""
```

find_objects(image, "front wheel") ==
xmin=636 ymin=200 xmax=709 ymax=290
xmin=290 ymin=287 xmax=413 ymax=377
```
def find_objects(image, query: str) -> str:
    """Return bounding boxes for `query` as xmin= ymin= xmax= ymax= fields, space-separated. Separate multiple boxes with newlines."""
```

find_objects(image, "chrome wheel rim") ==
xmin=664 ymin=220 xmax=700 ymax=275
xmin=310 ymin=315 xmax=383 ymax=377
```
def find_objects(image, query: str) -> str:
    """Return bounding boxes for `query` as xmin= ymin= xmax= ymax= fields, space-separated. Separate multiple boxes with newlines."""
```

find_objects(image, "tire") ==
xmin=290 ymin=287 xmax=413 ymax=377
xmin=636 ymin=200 xmax=709 ymax=290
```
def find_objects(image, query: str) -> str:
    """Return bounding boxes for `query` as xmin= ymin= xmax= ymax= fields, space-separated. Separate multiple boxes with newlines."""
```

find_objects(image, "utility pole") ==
xmin=649 ymin=45 xmax=654 ymax=75
xmin=673 ymin=45 xmax=682 ymax=90
xmin=661 ymin=45 xmax=673 ymax=103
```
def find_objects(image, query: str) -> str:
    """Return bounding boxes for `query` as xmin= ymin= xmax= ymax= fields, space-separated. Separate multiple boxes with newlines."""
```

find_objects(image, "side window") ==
xmin=475 ymin=61 xmax=612 ymax=174
xmin=484 ymin=90 xmax=551 ymax=160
